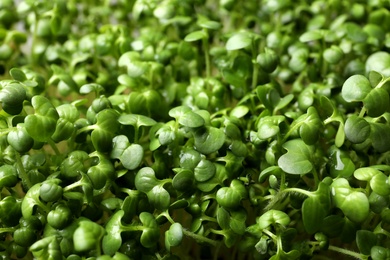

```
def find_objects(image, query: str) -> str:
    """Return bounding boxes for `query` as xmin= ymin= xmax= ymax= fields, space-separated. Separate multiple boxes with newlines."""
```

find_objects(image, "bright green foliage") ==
xmin=342 ymin=75 xmax=372 ymax=102
xmin=25 ymin=96 xmax=59 ymax=142
xmin=165 ymin=222 xmax=183 ymax=251
xmin=73 ymin=220 xmax=105 ymax=252
xmin=278 ymin=139 xmax=314 ymax=175
xmin=0 ymin=1 xmax=388 ymax=260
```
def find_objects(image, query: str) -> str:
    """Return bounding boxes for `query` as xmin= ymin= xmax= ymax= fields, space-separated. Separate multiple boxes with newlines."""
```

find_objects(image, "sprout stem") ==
xmin=0 ymin=227 xmax=16 ymax=233
xmin=328 ymin=245 xmax=367 ymax=260
xmin=47 ymin=138 xmax=61 ymax=156
xmin=282 ymin=187 xmax=312 ymax=197
xmin=15 ymin=152 xmax=32 ymax=189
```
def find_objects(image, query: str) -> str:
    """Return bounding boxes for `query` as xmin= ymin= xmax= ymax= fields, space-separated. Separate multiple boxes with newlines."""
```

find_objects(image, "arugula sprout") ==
xmin=0 ymin=0 xmax=390 ymax=259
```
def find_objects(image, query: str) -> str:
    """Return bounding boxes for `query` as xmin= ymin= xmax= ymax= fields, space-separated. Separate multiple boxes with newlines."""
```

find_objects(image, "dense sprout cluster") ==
xmin=1 ymin=0 xmax=390 ymax=259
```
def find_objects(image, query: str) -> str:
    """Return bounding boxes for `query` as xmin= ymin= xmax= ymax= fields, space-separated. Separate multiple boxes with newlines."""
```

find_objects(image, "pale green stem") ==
xmin=76 ymin=125 xmax=97 ymax=136
xmin=203 ymin=36 xmax=211 ymax=81
xmin=47 ymin=138 xmax=61 ymax=156
xmin=15 ymin=152 xmax=31 ymax=189
xmin=0 ymin=227 xmax=16 ymax=233
xmin=262 ymin=229 xmax=277 ymax=240
xmin=282 ymin=187 xmax=312 ymax=197
xmin=63 ymin=179 xmax=83 ymax=192
xmin=312 ymin=168 xmax=320 ymax=189
xmin=359 ymin=107 xmax=367 ymax=118
xmin=328 ymin=245 xmax=367 ymax=260
xmin=376 ymin=77 xmax=390 ymax=89
xmin=134 ymin=127 xmax=139 ymax=144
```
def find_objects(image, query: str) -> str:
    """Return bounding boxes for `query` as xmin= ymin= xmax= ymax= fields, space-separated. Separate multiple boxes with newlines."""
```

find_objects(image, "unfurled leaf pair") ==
xmin=102 ymin=210 xmax=159 ymax=255
xmin=135 ymin=167 xmax=170 ymax=210
xmin=344 ymin=115 xmax=390 ymax=152
xmin=216 ymin=179 xmax=247 ymax=209
xmin=354 ymin=167 xmax=390 ymax=196
xmin=342 ymin=73 xmax=390 ymax=117
xmin=111 ymin=135 xmax=143 ymax=170
xmin=330 ymin=178 xmax=370 ymax=223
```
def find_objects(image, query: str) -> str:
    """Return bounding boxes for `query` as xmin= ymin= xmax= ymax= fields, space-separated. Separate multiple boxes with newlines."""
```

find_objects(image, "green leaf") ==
xmin=341 ymin=75 xmax=372 ymax=102
xmin=331 ymin=179 xmax=370 ymax=223
xmin=289 ymin=48 xmax=309 ymax=73
xmin=371 ymin=246 xmax=390 ymax=260
xmin=299 ymin=30 xmax=324 ymax=42
xmin=371 ymin=172 xmax=390 ymax=196
xmin=216 ymin=180 xmax=247 ymax=209
xmin=257 ymin=210 xmax=290 ymax=229
xmin=320 ymin=215 xmax=345 ymax=238
xmin=39 ymin=179 xmax=63 ymax=202
xmin=197 ymin=164 xmax=227 ymax=192
xmin=111 ymin=135 xmax=130 ymax=159
xmin=51 ymin=104 xmax=80 ymax=142
xmin=73 ymin=220 xmax=105 ymax=252
xmin=275 ymin=94 xmax=294 ymax=111
xmin=50 ymin=64 xmax=78 ymax=92
xmin=147 ymin=185 xmax=170 ymax=210
xmin=121 ymin=144 xmax=144 ymax=170
xmin=118 ymin=114 xmax=157 ymax=128
xmin=256 ymin=84 xmax=280 ymax=111
xmin=179 ymin=147 xmax=202 ymax=169
xmin=323 ymin=45 xmax=344 ymax=64
xmin=345 ymin=22 xmax=368 ymax=42
xmin=135 ymin=167 xmax=159 ymax=193
xmin=354 ymin=167 xmax=381 ymax=181
xmin=257 ymin=49 xmax=279 ymax=73
xmin=87 ymin=155 xmax=115 ymax=190
xmin=230 ymin=106 xmax=249 ymax=119
xmin=0 ymin=196 xmax=21 ymax=227
xmin=369 ymin=70 xmax=383 ymax=87
xmin=328 ymin=148 xmax=355 ymax=178
xmin=344 ymin=115 xmax=370 ymax=144
xmin=194 ymin=159 xmax=216 ymax=182
xmin=47 ymin=204 xmax=72 ymax=229
xmin=302 ymin=183 xmax=331 ymax=234
xmin=226 ymin=32 xmax=252 ymax=50
xmin=198 ymin=18 xmax=221 ymax=30
xmin=7 ymin=123 xmax=34 ymax=153
xmin=363 ymin=87 xmax=389 ymax=117
xmin=298 ymin=106 xmax=322 ymax=145
xmin=127 ymin=90 xmax=162 ymax=116
xmin=25 ymin=96 xmax=59 ymax=142
xmin=30 ymin=236 xmax=62 ymax=260
xmin=193 ymin=126 xmax=225 ymax=155
xmin=50 ymin=14 xmax=61 ymax=34
xmin=111 ymin=135 xmax=144 ymax=170
xmin=156 ymin=122 xmax=176 ymax=146
xmin=371 ymin=123 xmax=390 ymax=152
xmin=21 ymin=183 xmax=47 ymax=219
xmin=259 ymin=166 xmax=282 ymax=183
xmin=184 ymin=30 xmax=207 ymax=42
xmin=165 ymin=223 xmax=183 ymax=251
xmin=356 ymin=230 xmax=377 ymax=256
xmin=278 ymin=139 xmax=314 ymax=175
xmin=0 ymin=82 xmax=26 ymax=115
xmin=79 ymin=83 xmax=104 ymax=95
xmin=257 ymin=115 xmax=285 ymax=140
xmin=366 ymin=51 xmax=390 ymax=76
xmin=230 ymin=209 xmax=247 ymax=235
xmin=10 ymin=68 xmax=27 ymax=81
xmin=139 ymin=212 xmax=159 ymax=248
xmin=172 ymin=168 xmax=195 ymax=192
xmin=102 ymin=210 xmax=125 ymax=255
xmin=169 ymin=106 xmax=205 ymax=128
xmin=118 ymin=51 xmax=148 ymax=78
xmin=92 ymin=109 xmax=120 ymax=152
